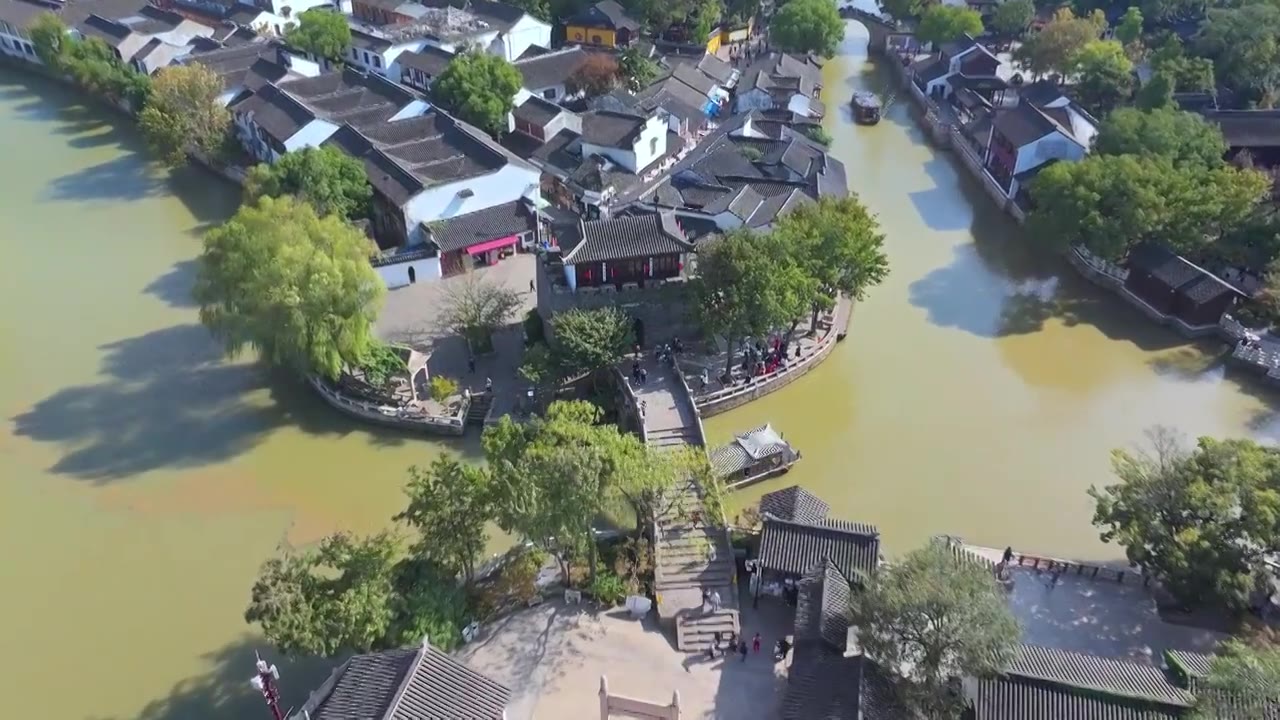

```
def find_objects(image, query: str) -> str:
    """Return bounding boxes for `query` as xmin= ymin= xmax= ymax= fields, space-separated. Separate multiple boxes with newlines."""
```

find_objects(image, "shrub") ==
xmin=429 ymin=375 xmax=459 ymax=402
xmin=360 ymin=342 xmax=407 ymax=386
xmin=803 ymin=125 xmax=833 ymax=146
xmin=741 ymin=145 xmax=764 ymax=161
xmin=523 ymin=308 xmax=545 ymax=345
xmin=588 ymin=570 xmax=627 ymax=605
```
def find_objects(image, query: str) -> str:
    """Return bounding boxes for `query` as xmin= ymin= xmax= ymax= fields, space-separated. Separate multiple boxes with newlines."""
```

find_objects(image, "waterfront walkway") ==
xmin=636 ymin=358 xmax=740 ymax=651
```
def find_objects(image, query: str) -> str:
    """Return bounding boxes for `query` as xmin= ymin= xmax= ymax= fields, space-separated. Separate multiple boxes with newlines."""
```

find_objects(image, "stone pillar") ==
xmin=599 ymin=676 xmax=610 ymax=720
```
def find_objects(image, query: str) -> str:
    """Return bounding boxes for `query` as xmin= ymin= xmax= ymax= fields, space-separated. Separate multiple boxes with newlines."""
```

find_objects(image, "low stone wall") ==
xmin=671 ymin=356 xmax=708 ymax=448
xmin=308 ymin=377 xmax=467 ymax=435
xmin=696 ymin=312 xmax=844 ymax=415
xmin=891 ymin=57 xmax=952 ymax=147
xmin=1066 ymin=247 xmax=1223 ymax=340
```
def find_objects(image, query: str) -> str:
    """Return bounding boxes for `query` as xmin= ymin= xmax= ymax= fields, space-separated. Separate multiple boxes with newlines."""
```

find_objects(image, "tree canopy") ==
xmin=438 ymin=273 xmax=523 ymax=353
xmin=1193 ymin=640 xmax=1280 ymax=719
xmin=245 ymin=531 xmax=469 ymax=656
xmin=618 ymin=46 xmax=660 ymax=91
xmin=1094 ymin=107 xmax=1227 ymax=171
xmin=285 ymin=9 xmax=351 ymax=61
xmin=879 ymin=0 xmax=926 ymax=21
xmin=138 ymin=64 xmax=230 ymax=168
xmin=567 ymin=54 xmax=620 ymax=97
xmin=244 ymin=145 xmax=372 ymax=220
xmin=1197 ymin=4 xmax=1280 ymax=108
xmin=769 ymin=0 xmax=845 ymax=58
xmin=1150 ymin=37 xmax=1214 ymax=93
xmin=396 ymin=455 xmax=492 ymax=585
xmin=917 ymin=4 xmax=984 ymax=46
xmin=431 ymin=50 xmax=523 ymax=135
xmin=989 ymin=0 xmax=1035 ymax=38
xmin=1114 ymin=6 xmax=1143 ymax=47
xmin=693 ymin=229 xmax=812 ymax=375
xmin=851 ymin=541 xmax=1021 ymax=718
xmin=547 ymin=306 xmax=633 ymax=380
xmin=1027 ymin=153 xmax=1267 ymax=260
xmin=1013 ymin=8 xmax=1105 ymax=79
xmin=29 ymin=13 xmax=68 ymax=68
xmin=1090 ymin=429 xmax=1280 ymax=610
xmin=1071 ymin=40 xmax=1133 ymax=115
xmin=193 ymin=195 xmax=384 ymax=379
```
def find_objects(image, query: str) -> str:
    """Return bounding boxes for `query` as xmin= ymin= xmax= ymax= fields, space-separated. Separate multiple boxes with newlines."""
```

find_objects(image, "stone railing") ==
xmin=615 ymin=367 xmax=649 ymax=445
xmin=308 ymin=376 xmax=467 ymax=435
xmin=694 ymin=319 xmax=842 ymax=418
xmin=670 ymin=355 xmax=708 ymax=449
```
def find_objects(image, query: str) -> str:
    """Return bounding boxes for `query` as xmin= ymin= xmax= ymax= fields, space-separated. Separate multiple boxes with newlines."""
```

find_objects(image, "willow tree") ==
xmin=138 ymin=63 xmax=230 ymax=167
xmin=194 ymin=195 xmax=384 ymax=379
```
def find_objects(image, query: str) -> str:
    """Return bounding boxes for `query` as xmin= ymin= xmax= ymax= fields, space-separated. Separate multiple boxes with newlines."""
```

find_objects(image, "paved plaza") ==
xmin=377 ymin=254 xmax=538 ymax=419
xmin=457 ymin=596 xmax=795 ymax=720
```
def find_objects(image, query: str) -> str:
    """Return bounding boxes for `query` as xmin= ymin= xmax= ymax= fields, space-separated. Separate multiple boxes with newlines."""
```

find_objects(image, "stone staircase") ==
xmin=466 ymin=392 xmax=493 ymax=426
xmin=636 ymin=360 xmax=739 ymax=651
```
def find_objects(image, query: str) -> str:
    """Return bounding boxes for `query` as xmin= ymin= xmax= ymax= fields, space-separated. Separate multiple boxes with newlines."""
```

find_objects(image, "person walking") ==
xmin=710 ymin=590 xmax=721 ymax=612
xmin=467 ymin=355 xmax=476 ymax=373
xmin=485 ymin=377 xmax=493 ymax=393
xmin=738 ymin=640 xmax=749 ymax=662
xmin=1002 ymin=546 xmax=1014 ymax=564
xmin=752 ymin=632 xmax=761 ymax=653
xmin=713 ymin=631 xmax=723 ymax=657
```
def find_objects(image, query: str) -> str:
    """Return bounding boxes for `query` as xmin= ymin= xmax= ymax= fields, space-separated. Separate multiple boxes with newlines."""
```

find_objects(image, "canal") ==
xmin=0 ymin=21 xmax=1274 ymax=720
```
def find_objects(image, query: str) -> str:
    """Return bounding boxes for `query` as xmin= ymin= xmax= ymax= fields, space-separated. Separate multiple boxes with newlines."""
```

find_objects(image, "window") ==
xmin=373 ymin=56 xmax=381 ymax=68
xmin=543 ymin=88 xmax=556 ymax=100
xmin=649 ymin=137 xmax=658 ymax=156
xmin=573 ymin=31 xmax=583 ymax=40
xmin=590 ymin=34 xmax=601 ymax=44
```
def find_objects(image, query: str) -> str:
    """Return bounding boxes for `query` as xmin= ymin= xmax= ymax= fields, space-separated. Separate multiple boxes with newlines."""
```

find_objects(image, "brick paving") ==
xmin=376 ymin=254 xmax=538 ymax=420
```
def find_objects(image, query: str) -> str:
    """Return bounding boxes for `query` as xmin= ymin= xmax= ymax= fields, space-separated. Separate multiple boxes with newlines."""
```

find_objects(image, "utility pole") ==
xmin=250 ymin=652 xmax=285 ymax=720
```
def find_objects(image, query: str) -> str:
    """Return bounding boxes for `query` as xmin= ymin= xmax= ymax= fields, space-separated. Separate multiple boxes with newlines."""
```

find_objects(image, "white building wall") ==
xmin=376 ymin=256 xmax=442 ymax=289
xmin=0 ymin=23 xmax=38 ymax=61
xmin=1012 ymin=130 xmax=1084 ymax=175
xmin=389 ymin=99 xmax=430 ymax=121
xmin=503 ymin=15 xmax=552 ymax=61
xmin=631 ymin=116 xmax=667 ymax=171
xmin=400 ymin=164 xmax=541 ymax=243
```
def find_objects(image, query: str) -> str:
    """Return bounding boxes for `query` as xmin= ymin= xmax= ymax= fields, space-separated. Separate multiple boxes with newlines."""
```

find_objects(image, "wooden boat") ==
xmin=851 ymin=91 xmax=882 ymax=125
xmin=710 ymin=423 xmax=801 ymax=490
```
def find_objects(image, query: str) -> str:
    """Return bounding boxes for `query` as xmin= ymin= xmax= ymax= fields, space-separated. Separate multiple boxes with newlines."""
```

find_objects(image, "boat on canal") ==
xmin=710 ymin=424 xmax=801 ymax=489
xmin=851 ymin=90 xmax=882 ymax=125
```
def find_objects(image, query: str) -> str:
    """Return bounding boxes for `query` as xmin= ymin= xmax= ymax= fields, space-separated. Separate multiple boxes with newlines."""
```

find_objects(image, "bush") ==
xmin=360 ymin=342 xmax=408 ymax=386
xmin=429 ymin=375 xmax=459 ymax=402
xmin=588 ymin=570 xmax=627 ymax=605
xmin=741 ymin=145 xmax=764 ymax=161
xmin=523 ymin=308 xmax=545 ymax=345
xmin=802 ymin=125 xmax=833 ymax=146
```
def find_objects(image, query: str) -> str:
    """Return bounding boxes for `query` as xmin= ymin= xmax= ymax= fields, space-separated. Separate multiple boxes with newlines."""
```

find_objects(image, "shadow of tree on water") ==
xmin=91 ymin=638 xmax=339 ymax=720
xmin=144 ymin=259 xmax=200 ymax=308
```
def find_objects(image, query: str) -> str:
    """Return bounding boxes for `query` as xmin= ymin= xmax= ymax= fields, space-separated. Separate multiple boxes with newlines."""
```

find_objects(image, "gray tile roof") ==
xmin=515 ymin=46 xmax=592 ymax=91
xmin=430 ymin=201 xmax=535 ymax=253
xmin=580 ymin=109 xmax=649 ymax=149
xmin=1163 ymin=649 xmax=1212 ymax=682
xmin=559 ymin=212 xmax=692 ymax=264
xmin=781 ymin=646 xmax=904 ymax=720
xmin=758 ymin=515 xmax=880 ymax=581
xmin=397 ymin=44 xmax=454 ymax=78
xmin=187 ymin=41 xmax=287 ymax=93
xmin=566 ymin=0 xmax=639 ymax=30
xmin=1006 ymin=645 xmax=1195 ymax=707
xmin=758 ymin=485 xmax=829 ymax=524
xmin=513 ymin=95 xmax=563 ymax=126
xmin=976 ymin=676 xmax=1184 ymax=720
xmin=670 ymin=62 xmax=716 ymax=96
xmin=308 ymin=643 xmax=511 ymax=720
xmin=793 ymin=559 xmax=852 ymax=648
xmin=0 ymin=0 xmax=57 ymax=31
xmin=709 ymin=423 xmax=790 ymax=476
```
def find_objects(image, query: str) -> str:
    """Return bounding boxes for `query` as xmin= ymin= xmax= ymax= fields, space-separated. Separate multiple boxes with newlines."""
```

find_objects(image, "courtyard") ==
xmin=456 ymin=595 xmax=796 ymax=720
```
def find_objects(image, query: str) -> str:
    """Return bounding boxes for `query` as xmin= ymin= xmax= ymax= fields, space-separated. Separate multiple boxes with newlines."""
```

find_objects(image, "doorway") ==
xmin=633 ymin=316 xmax=645 ymax=348
xmin=408 ymin=266 xmax=416 ymax=284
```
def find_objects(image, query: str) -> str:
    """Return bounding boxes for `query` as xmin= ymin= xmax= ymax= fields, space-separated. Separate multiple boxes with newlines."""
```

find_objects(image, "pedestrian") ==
xmin=639 ymin=367 xmax=648 ymax=384
xmin=641 ymin=400 xmax=647 ymax=416
xmin=713 ymin=631 xmax=722 ymax=655
xmin=1002 ymin=546 xmax=1014 ymax=564
xmin=529 ymin=279 xmax=534 ymax=292
xmin=738 ymin=640 xmax=748 ymax=662
xmin=795 ymin=345 xmax=802 ymax=359
xmin=467 ymin=355 xmax=476 ymax=373
xmin=752 ymin=632 xmax=761 ymax=653
xmin=485 ymin=377 xmax=493 ymax=392
xmin=701 ymin=588 xmax=710 ymax=608
xmin=710 ymin=590 xmax=721 ymax=612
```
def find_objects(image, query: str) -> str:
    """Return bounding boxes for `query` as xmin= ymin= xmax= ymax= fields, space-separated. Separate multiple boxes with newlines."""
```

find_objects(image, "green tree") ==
xmin=850 ymin=541 xmax=1021 ymax=718
xmin=548 ymin=307 xmax=633 ymax=382
xmin=137 ymin=64 xmax=230 ymax=168
xmin=285 ymin=9 xmax=351 ymax=61
xmin=1071 ymin=40 xmax=1133 ymax=115
xmin=610 ymin=444 xmax=712 ymax=531
xmin=507 ymin=0 xmax=551 ymax=22
xmin=769 ymin=0 xmax=845 ymax=58
xmin=990 ymin=0 xmax=1035 ymax=38
xmin=1094 ymin=107 xmax=1226 ymax=171
xmin=193 ymin=195 xmax=385 ymax=379
xmin=618 ymin=46 xmax=660 ymax=91
xmin=245 ymin=532 xmax=400 ymax=657
xmin=1197 ymin=5 xmax=1280 ymax=107
xmin=396 ymin=455 xmax=492 ymax=585
xmin=244 ymin=145 xmax=372 ymax=220
xmin=438 ymin=273 xmax=523 ymax=354
xmin=387 ymin=557 xmax=469 ymax=649
xmin=917 ymin=4 xmax=984 ymax=46
xmin=29 ymin=13 xmax=68 ymax=69
xmin=566 ymin=53 xmax=620 ymax=97
xmin=1114 ymin=6 xmax=1143 ymax=47
xmin=773 ymin=196 xmax=890 ymax=333
xmin=1151 ymin=38 xmax=1214 ymax=93
xmin=879 ymin=0 xmax=926 ymax=22
xmin=1194 ymin=641 xmax=1280 ymax=719
xmin=60 ymin=36 xmax=151 ymax=106
xmin=1136 ymin=72 xmax=1174 ymax=109
xmin=431 ymin=50 xmax=522 ymax=135
xmin=1090 ymin=429 xmax=1280 ymax=610
xmin=1013 ymin=8 xmax=1104 ymax=78
xmin=1027 ymin=154 xmax=1266 ymax=260
xmin=483 ymin=400 xmax=633 ymax=581
xmin=693 ymin=229 xmax=812 ymax=377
